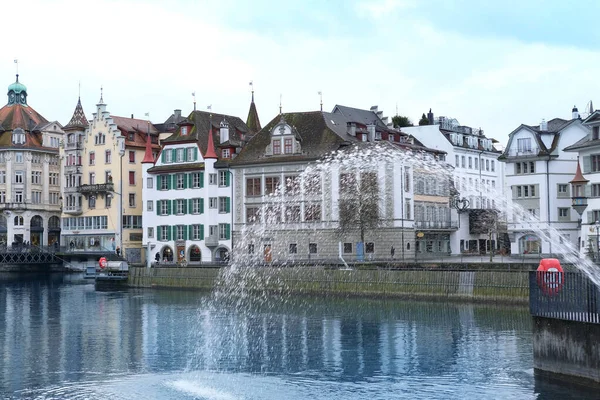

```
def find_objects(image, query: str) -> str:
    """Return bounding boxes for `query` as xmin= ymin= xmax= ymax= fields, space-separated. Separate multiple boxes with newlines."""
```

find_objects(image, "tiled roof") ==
xmin=111 ymin=115 xmax=160 ymax=150
xmin=0 ymin=102 xmax=54 ymax=150
xmin=246 ymin=100 xmax=261 ymax=134
xmin=147 ymin=162 xmax=205 ymax=173
xmin=331 ymin=104 xmax=387 ymax=128
xmin=64 ymin=97 xmax=88 ymax=130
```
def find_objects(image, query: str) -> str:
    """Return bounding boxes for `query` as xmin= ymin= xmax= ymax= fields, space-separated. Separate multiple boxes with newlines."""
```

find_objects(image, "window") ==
xmin=129 ymin=151 xmax=135 ymax=163
xmin=89 ymin=196 xmax=96 ymax=208
xmin=31 ymin=171 xmax=41 ymax=184
xmin=14 ymin=171 xmax=23 ymax=184
xmin=284 ymin=138 xmax=293 ymax=154
xmin=491 ymin=160 xmax=495 ymax=172
xmin=129 ymin=193 xmax=136 ymax=207
xmin=192 ymin=224 xmax=203 ymax=240
xmin=343 ymin=243 xmax=352 ymax=253
xmin=15 ymin=152 xmax=23 ymax=163
xmin=105 ymin=171 xmax=112 ymax=183
xmin=246 ymin=207 xmax=260 ymax=223
xmin=14 ymin=215 xmax=23 ymax=225
xmin=176 ymin=173 xmax=185 ymax=189
xmin=455 ymin=155 xmax=459 ymax=167
xmin=148 ymin=227 xmax=154 ymax=238
xmin=218 ymin=223 xmax=230 ymax=240
xmin=160 ymin=200 xmax=169 ymax=216
xmin=0 ymin=171 xmax=6 ymax=184
xmin=218 ymin=197 xmax=230 ymax=213
xmin=175 ymin=225 xmax=185 ymax=240
xmin=222 ymin=149 xmax=231 ymax=159
xmin=219 ymin=170 xmax=230 ymax=187
xmin=49 ymin=173 xmax=59 ymax=186
xmin=122 ymin=215 xmax=143 ymax=229
xmin=175 ymin=199 xmax=186 ymax=214
xmin=106 ymin=195 xmax=112 ymax=208
xmin=31 ymin=191 xmax=41 ymax=204
xmin=474 ymin=158 xmax=479 ymax=170
xmin=366 ymin=242 xmax=375 ymax=253
xmin=165 ymin=150 xmax=173 ymax=163
xmin=530 ymin=162 xmax=535 ymax=173
xmin=461 ymin=156 xmax=465 ymax=168
xmin=517 ymin=186 xmax=522 ymax=197
xmin=285 ymin=205 xmax=301 ymax=222
xmin=265 ymin=177 xmax=280 ymax=195
xmin=284 ymin=175 xmax=300 ymax=195
xmin=191 ymin=172 xmax=202 ymax=188
xmin=95 ymin=133 xmax=106 ymax=145
xmin=516 ymin=163 xmax=521 ymax=174
xmin=304 ymin=174 xmax=322 ymax=195
xmin=246 ymin=178 xmax=261 ymax=196
xmin=209 ymin=197 xmax=217 ymax=209
xmin=309 ymin=243 xmax=318 ymax=254
xmin=191 ymin=198 xmax=203 ymax=214
xmin=181 ymin=126 xmax=188 ymax=136
xmin=517 ymin=138 xmax=532 ymax=153
xmin=147 ymin=200 xmax=153 ymax=211
xmin=289 ymin=243 xmax=297 ymax=254
xmin=468 ymin=157 xmax=472 ymax=169
xmin=273 ymin=139 xmax=281 ymax=155
xmin=304 ymin=204 xmax=321 ymax=221
xmin=89 ymin=172 xmax=96 ymax=185
xmin=12 ymin=129 xmax=25 ymax=145
xmin=486 ymin=159 xmax=490 ymax=171
xmin=89 ymin=152 xmax=95 ymax=165
xmin=593 ymin=155 xmax=600 ymax=172
xmin=0 ymin=191 xmax=5 ymax=202
xmin=558 ymin=208 xmax=569 ymax=218
xmin=159 ymin=226 xmax=169 ymax=241
xmin=129 ymin=171 xmax=135 ymax=185
xmin=105 ymin=150 xmax=112 ymax=164
xmin=248 ymin=244 xmax=255 ymax=254
xmin=187 ymin=147 xmax=194 ymax=161
xmin=404 ymin=167 xmax=410 ymax=192
xmin=160 ymin=175 xmax=169 ymax=190
xmin=147 ymin=177 xmax=153 ymax=188
xmin=209 ymin=173 xmax=217 ymax=185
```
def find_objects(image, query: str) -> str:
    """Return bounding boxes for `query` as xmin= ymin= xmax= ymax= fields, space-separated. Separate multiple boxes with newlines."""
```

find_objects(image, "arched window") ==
xmin=189 ymin=245 xmax=201 ymax=262
xmin=14 ymin=216 xmax=24 ymax=226
xmin=161 ymin=246 xmax=173 ymax=262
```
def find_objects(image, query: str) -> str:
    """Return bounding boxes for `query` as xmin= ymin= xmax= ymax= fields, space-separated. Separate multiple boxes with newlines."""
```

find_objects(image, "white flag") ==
xmin=207 ymin=105 xmax=212 ymax=110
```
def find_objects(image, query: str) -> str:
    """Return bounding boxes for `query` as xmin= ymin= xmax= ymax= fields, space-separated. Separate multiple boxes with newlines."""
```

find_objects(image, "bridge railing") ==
xmin=529 ymin=271 xmax=600 ymax=324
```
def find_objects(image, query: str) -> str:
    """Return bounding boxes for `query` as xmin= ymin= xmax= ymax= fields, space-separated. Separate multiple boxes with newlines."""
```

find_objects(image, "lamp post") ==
xmin=596 ymin=220 xmax=600 ymax=262
xmin=117 ymin=136 xmax=125 ymax=254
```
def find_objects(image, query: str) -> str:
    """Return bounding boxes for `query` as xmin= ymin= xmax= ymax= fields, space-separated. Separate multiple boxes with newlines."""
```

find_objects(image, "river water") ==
xmin=0 ymin=274 xmax=595 ymax=399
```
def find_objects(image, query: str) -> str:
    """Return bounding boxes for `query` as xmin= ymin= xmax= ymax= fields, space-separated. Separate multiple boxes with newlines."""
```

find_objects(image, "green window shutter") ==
xmin=183 ymin=225 xmax=188 ymax=240
xmin=200 ymin=198 xmax=204 ymax=214
xmin=167 ymin=200 xmax=172 ymax=215
xmin=200 ymin=172 xmax=204 ymax=188
xmin=583 ymin=156 xmax=591 ymax=173
xmin=188 ymin=225 xmax=193 ymax=240
xmin=157 ymin=175 xmax=161 ymax=190
xmin=161 ymin=151 xmax=165 ymax=163
xmin=188 ymin=173 xmax=193 ymax=188
xmin=183 ymin=199 xmax=187 ymax=214
xmin=225 ymin=171 xmax=230 ymax=187
xmin=188 ymin=199 xmax=193 ymax=213
xmin=183 ymin=149 xmax=188 ymax=162
xmin=167 ymin=226 xmax=172 ymax=241
xmin=225 ymin=224 xmax=231 ymax=240
xmin=165 ymin=175 xmax=170 ymax=190
xmin=157 ymin=226 xmax=162 ymax=240
xmin=200 ymin=224 xmax=204 ymax=240
xmin=156 ymin=200 xmax=160 ymax=215
xmin=183 ymin=174 xmax=188 ymax=189
xmin=226 ymin=197 xmax=230 ymax=213
xmin=194 ymin=147 xmax=198 ymax=161
xmin=171 ymin=149 xmax=176 ymax=162
xmin=587 ymin=211 xmax=593 ymax=224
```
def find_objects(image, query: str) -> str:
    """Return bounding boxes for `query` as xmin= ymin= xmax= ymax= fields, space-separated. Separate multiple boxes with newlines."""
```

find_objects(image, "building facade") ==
xmin=500 ymin=108 xmax=589 ymax=255
xmin=0 ymin=75 xmax=63 ymax=247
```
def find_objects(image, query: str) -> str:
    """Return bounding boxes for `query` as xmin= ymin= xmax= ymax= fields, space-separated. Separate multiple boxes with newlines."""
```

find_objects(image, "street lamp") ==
xmin=117 ymin=136 xmax=125 ymax=254
xmin=596 ymin=220 xmax=600 ymax=262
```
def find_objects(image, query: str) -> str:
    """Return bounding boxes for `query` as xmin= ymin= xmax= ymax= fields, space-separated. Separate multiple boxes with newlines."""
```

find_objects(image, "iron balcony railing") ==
xmin=503 ymin=147 xmax=541 ymax=158
xmin=78 ymin=183 xmax=115 ymax=194
xmin=529 ymin=271 xmax=600 ymax=324
xmin=414 ymin=220 xmax=459 ymax=230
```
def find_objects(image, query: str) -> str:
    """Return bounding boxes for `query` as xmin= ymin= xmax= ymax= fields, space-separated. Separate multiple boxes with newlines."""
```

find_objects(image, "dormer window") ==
xmin=273 ymin=139 xmax=281 ymax=155
xmin=12 ymin=128 xmax=25 ymax=145
xmin=594 ymin=126 xmax=599 ymax=140
xmin=128 ymin=132 xmax=134 ymax=141
xmin=181 ymin=126 xmax=188 ymax=136
xmin=222 ymin=149 xmax=231 ymax=159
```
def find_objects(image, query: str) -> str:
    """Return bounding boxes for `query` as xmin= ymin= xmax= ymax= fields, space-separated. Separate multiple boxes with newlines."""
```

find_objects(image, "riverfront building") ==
xmin=0 ymin=75 xmax=63 ymax=247
xmin=403 ymin=111 xmax=505 ymax=256
xmin=499 ymin=107 xmax=589 ymax=255
xmin=60 ymin=93 xmax=160 ymax=264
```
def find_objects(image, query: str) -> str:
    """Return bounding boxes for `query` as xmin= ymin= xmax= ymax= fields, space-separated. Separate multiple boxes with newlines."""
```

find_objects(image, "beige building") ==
xmin=61 ymin=94 xmax=159 ymax=264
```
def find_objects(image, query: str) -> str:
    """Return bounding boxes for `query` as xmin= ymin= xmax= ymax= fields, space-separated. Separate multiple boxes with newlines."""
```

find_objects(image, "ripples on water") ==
xmin=0 ymin=275 xmax=596 ymax=399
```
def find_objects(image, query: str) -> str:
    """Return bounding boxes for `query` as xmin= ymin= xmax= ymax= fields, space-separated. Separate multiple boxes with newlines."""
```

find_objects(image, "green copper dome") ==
xmin=7 ymin=74 xmax=28 ymax=106
xmin=8 ymin=75 xmax=26 ymax=94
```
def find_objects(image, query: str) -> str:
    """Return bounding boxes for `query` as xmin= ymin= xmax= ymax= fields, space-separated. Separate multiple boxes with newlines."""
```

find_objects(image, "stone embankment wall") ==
xmin=533 ymin=317 xmax=600 ymax=385
xmin=129 ymin=266 xmax=530 ymax=303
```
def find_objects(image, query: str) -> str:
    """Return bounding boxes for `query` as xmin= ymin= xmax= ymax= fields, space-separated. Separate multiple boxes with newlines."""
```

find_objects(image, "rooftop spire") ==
xmin=64 ymin=97 xmax=88 ymax=129
xmin=204 ymin=125 xmax=218 ymax=159
xmin=142 ymin=132 xmax=154 ymax=163
xmin=318 ymin=91 xmax=322 ymax=112
xmin=570 ymin=157 xmax=589 ymax=184
xmin=249 ymin=81 xmax=254 ymax=103
xmin=99 ymin=85 xmax=104 ymax=104
xmin=246 ymin=87 xmax=261 ymax=133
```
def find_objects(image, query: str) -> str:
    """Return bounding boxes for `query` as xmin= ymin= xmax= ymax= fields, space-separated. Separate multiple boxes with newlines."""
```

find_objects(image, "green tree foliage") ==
xmin=392 ymin=115 xmax=412 ymax=128
xmin=418 ymin=113 xmax=430 ymax=126
xmin=338 ymin=171 xmax=381 ymax=243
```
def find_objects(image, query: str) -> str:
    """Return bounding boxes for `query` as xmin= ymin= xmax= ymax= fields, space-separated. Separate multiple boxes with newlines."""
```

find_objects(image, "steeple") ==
xmin=204 ymin=126 xmax=218 ymax=159
xmin=7 ymin=74 xmax=27 ymax=106
xmin=246 ymin=85 xmax=261 ymax=134
xmin=142 ymin=133 xmax=155 ymax=163
xmin=64 ymin=97 xmax=88 ymax=130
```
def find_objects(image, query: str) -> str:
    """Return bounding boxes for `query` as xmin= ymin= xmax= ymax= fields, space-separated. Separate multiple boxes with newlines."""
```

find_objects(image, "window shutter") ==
xmin=188 ymin=199 xmax=192 ymax=213
xmin=171 ymin=149 xmax=176 ymax=162
xmin=166 ymin=226 xmax=171 ymax=241
xmin=200 ymin=224 xmax=204 ymax=240
xmin=583 ymin=156 xmax=591 ymax=173
xmin=182 ymin=199 xmax=187 ymax=214
xmin=183 ymin=149 xmax=188 ymax=162
xmin=189 ymin=173 xmax=193 ymax=188
xmin=226 ymin=197 xmax=230 ymax=213
xmin=200 ymin=198 xmax=204 ymax=214
xmin=200 ymin=172 xmax=204 ymax=188
xmin=157 ymin=226 xmax=162 ymax=240
xmin=188 ymin=225 xmax=193 ymax=240
xmin=183 ymin=174 xmax=188 ymax=189
xmin=226 ymin=224 xmax=231 ymax=240
xmin=183 ymin=225 xmax=188 ymax=240
xmin=194 ymin=147 xmax=198 ymax=161
xmin=167 ymin=200 xmax=172 ymax=215
xmin=157 ymin=175 xmax=161 ymax=189
xmin=225 ymin=171 xmax=230 ymax=187
xmin=156 ymin=200 xmax=160 ymax=215
xmin=587 ymin=211 xmax=593 ymax=225
xmin=161 ymin=151 xmax=165 ymax=163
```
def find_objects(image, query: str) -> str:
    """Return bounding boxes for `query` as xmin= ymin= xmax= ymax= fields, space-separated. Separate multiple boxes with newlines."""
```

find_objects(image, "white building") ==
xmin=500 ymin=107 xmax=589 ymax=255
xmin=403 ymin=110 xmax=505 ymax=255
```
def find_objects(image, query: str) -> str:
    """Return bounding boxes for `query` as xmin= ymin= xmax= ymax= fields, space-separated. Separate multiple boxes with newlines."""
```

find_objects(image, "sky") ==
xmin=3 ymin=0 xmax=600 ymax=144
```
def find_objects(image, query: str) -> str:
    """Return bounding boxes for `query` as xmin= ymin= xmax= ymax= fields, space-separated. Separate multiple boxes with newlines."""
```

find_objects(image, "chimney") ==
xmin=131 ymin=114 xmax=134 ymax=119
xmin=427 ymin=108 xmax=434 ymax=125
xmin=572 ymin=105 xmax=579 ymax=119
xmin=367 ymin=123 xmax=376 ymax=142
xmin=347 ymin=122 xmax=356 ymax=136
xmin=540 ymin=119 xmax=548 ymax=131
xmin=174 ymin=109 xmax=181 ymax=120
xmin=219 ymin=119 xmax=230 ymax=144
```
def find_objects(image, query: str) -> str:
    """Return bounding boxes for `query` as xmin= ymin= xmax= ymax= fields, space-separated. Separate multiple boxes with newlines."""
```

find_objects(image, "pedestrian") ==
xmin=155 ymin=252 xmax=160 ymax=263
xmin=116 ymin=246 xmax=121 ymax=256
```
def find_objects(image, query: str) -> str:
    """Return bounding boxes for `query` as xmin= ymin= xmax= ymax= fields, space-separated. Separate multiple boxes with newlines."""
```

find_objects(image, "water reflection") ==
xmin=0 ymin=276 xmax=588 ymax=399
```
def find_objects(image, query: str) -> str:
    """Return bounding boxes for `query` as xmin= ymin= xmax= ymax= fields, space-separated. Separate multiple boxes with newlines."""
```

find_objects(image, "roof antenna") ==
xmin=99 ymin=85 xmax=104 ymax=103
xmin=192 ymin=91 xmax=196 ymax=111
xmin=14 ymin=59 xmax=18 ymax=79
xmin=318 ymin=91 xmax=323 ymax=112
xmin=249 ymin=81 xmax=254 ymax=102
xmin=279 ymin=94 xmax=282 ymax=115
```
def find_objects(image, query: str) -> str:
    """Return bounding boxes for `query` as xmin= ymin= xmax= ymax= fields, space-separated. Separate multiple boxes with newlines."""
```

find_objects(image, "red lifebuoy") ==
xmin=99 ymin=257 xmax=108 ymax=269
xmin=536 ymin=258 xmax=564 ymax=296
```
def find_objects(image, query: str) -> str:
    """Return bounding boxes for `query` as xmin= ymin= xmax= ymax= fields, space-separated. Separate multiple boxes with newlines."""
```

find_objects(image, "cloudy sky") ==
xmin=3 ymin=0 xmax=600 ymax=144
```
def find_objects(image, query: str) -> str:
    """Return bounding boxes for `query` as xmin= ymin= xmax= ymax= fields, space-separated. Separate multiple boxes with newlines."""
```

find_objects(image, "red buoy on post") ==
xmin=536 ymin=258 xmax=564 ymax=296
xmin=99 ymin=257 xmax=108 ymax=270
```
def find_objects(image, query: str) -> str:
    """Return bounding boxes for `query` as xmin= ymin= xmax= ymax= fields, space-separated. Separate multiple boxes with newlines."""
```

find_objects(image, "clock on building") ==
xmin=20 ymin=93 xmax=26 ymax=104
xmin=9 ymin=93 xmax=14 ymax=104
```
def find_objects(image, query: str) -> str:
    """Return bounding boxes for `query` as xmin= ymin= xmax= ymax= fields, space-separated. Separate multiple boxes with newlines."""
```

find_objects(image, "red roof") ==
xmin=142 ymin=133 xmax=154 ymax=163
xmin=570 ymin=160 xmax=589 ymax=184
xmin=0 ymin=103 xmax=48 ymax=131
xmin=204 ymin=127 xmax=218 ymax=159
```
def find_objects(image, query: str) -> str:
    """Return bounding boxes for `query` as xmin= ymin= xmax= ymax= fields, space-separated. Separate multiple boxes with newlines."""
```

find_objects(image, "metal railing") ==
xmin=529 ymin=271 xmax=600 ymax=324
xmin=503 ymin=148 xmax=541 ymax=158
xmin=414 ymin=220 xmax=459 ymax=230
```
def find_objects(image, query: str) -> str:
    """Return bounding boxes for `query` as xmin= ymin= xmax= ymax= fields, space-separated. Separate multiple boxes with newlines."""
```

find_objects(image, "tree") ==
xmin=338 ymin=171 xmax=381 ymax=246
xmin=392 ymin=115 xmax=412 ymax=128
xmin=418 ymin=113 xmax=430 ymax=126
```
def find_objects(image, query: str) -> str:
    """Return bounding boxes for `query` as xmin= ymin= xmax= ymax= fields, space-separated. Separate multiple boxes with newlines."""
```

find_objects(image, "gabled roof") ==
xmin=64 ymin=97 xmax=88 ymax=130
xmin=111 ymin=115 xmax=160 ymax=150
xmin=331 ymin=104 xmax=387 ymax=128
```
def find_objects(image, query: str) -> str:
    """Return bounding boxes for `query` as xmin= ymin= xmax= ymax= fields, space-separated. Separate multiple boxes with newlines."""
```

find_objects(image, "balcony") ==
xmin=65 ymin=141 xmax=83 ymax=150
xmin=63 ymin=205 xmax=83 ymax=215
xmin=64 ymin=165 xmax=82 ymax=174
xmin=503 ymin=147 xmax=541 ymax=158
xmin=414 ymin=220 xmax=459 ymax=230
xmin=205 ymin=234 xmax=219 ymax=247
xmin=78 ymin=183 xmax=114 ymax=198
